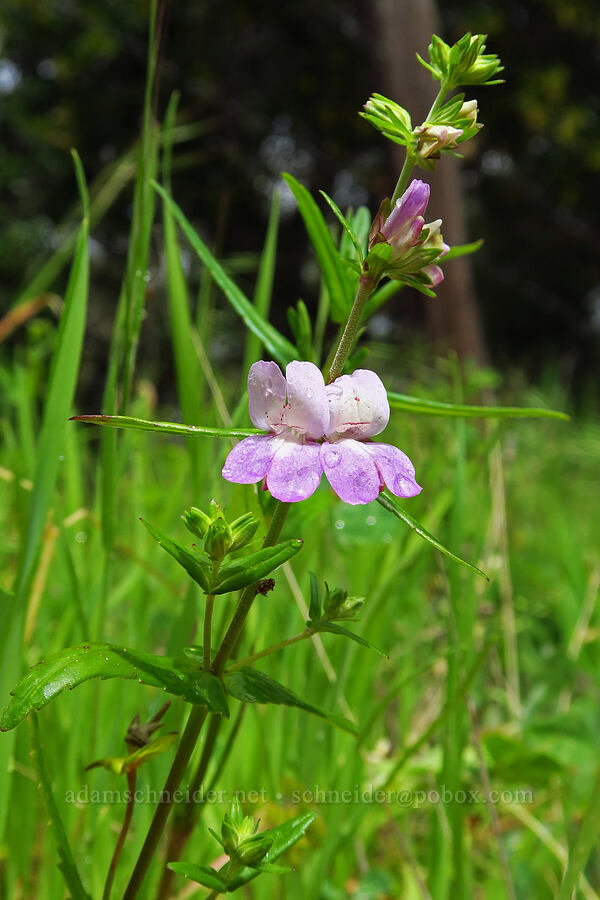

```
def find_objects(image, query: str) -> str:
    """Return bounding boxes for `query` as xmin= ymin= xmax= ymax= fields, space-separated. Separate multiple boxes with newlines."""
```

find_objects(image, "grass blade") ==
xmin=282 ymin=173 xmax=353 ymax=323
xmin=153 ymin=181 xmax=297 ymax=366
xmin=388 ymin=391 xmax=569 ymax=420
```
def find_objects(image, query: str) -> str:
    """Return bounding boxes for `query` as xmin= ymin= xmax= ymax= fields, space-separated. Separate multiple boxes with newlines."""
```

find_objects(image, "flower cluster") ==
xmin=368 ymin=179 xmax=448 ymax=288
xmin=222 ymin=361 xmax=421 ymax=506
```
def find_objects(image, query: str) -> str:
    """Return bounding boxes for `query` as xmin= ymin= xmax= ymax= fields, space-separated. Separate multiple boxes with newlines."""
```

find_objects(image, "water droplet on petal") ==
xmin=324 ymin=448 xmax=340 ymax=468
xmin=305 ymin=387 xmax=314 ymax=399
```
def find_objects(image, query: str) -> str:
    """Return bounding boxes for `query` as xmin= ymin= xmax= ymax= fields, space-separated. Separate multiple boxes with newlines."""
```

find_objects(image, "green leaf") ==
xmin=141 ymin=518 xmax=213 ymax=592
xmin=224 ymin=667 xmax=356 ymax=734
xmin=314 ymin=622 xmax=388 ymax=658
xmin=30 ymin=715 xmax=91 ymax=900
xmin=167 ymin=863 xmax=228 ymax=892
xmin=227 ymin=813 xmax=316 ymax=890
xmin=282 ymin=173 xmax=353 ymax=323
xmin=308 ymin=572 xmax=322 ymax=621
xmin=1 ymin=643 xmax=229 ymax=731
xmin=214 ymin=539 xmax=303 ymax=594
xmin=71 ymin=414 xmax=264 ymax=437
xmin=319 ymin=190 xmax=364 ymax=262
xmin=442 ymin=239 xmax=483 ymax=261
xmin=376 ymin=491 xmax=488 ymax=580
xmin=153 ymin=181 xmax=297 ymax=366
xmin=387 ymin=392 xmax=569 ymax=420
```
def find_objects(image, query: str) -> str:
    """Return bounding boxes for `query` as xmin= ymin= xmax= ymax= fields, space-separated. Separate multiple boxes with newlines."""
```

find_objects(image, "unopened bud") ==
xmin=458 ymin=99 xmax=478 ymax=127
xmin=204 ymin=517 xmax=233 ymax=562
xmin=230 ymin=512 xmax=259 ymax=551
xmin=237 ymin=834 xmax=273 ymax=867
xmin=415 ymin=123 xmax=463 ymax=160
xmin=182 ymin=507 xmax=212 ymax=540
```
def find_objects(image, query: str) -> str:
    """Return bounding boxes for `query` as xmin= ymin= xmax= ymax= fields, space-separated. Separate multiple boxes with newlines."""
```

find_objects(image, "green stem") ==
xmin=203 ymin=594 xmax=215 ymax=671
xmin=212 ymin=501 xmax=291 ymax=672
xmin=326 ymin=275 xmax=375 ymax=384
xmin=390 ymin=153 xmax=416 ymax=205
xmin=226 ymin=630 xmax=310 ymax=673
xmin=103 ymin=769 xmax=137 ymax=900
xmin=123 ymin=502 xmax=290 ymax=899
xmin=122 ymin=706 xmax=208 ymax=900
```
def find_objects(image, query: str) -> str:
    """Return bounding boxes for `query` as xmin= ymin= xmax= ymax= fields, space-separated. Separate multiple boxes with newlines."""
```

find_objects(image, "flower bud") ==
xmin=230 ymin=512 xmax=259 ymax=551
xmin=458 ymin=99 xmax=478 ymax=127
xmin=204 ymin=517 xmax=233 ymax=562
xmin=182 ymin=506 xmax=212 ymax=540
xmin=415 ymin=123 xmax=463 ymax=160
xmin=379 ymin=179 xmax=429 ymax=254
xmin=237 ymin=834 xmax=274 ymax=867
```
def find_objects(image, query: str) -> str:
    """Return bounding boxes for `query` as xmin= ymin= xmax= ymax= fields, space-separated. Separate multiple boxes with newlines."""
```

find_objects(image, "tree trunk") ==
xmin=369 ymin=0 xmax=488 ymax=364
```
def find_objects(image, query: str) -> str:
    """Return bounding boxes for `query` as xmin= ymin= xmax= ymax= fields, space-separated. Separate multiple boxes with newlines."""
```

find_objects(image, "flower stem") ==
xmin=327 ymin=275 xmax=375 ymax=383
xmin=103 ymin=769 xmax=137 ymax=900
xmin=225 ymin=630 xmax=310 ymax=673
xmin=203 ymin=593 xmax=215 ymax=671
xmin=212 ymin=501 xmax=291 ymax=673
xmin=123 ymin=501 xmax=290 ymax=899
xmin=390 ymin=152 xmax=416 ymax=205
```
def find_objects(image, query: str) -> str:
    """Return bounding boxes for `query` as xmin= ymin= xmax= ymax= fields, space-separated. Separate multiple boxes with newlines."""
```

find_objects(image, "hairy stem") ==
xmin=326 ymin=275 xmax=375 ymax=384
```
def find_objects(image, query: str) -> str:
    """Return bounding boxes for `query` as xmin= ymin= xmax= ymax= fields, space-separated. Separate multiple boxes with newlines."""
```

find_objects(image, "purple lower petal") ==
xmin=266 ymin=439 xmax=323 ymax=502
xmin=364 ymin=442 xmax=422 ymax=497
xmin=321 ymin=439 xmax=380 ymax=505
xmin=222 ymin=435 xmax=281 ymax=484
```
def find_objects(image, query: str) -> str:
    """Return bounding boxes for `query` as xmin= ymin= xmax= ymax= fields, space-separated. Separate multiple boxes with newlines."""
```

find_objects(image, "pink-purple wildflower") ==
xmin=222 ymin=360 xmax=422 ymax=505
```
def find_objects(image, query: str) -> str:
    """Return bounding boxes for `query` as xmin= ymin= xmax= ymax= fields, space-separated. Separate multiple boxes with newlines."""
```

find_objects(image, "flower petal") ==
xmin=326 ymin=369 xmax=390 ymax=439
xmin=266 ymin=439 xmax=323 ymax=502
xmin=248 ymin=361 xmax=286 ymax=431
xmin=321 ymin=439 xmax=380 ymax=505
xmin=284 ymin=360 xmax=329 ymax=439
xmin=222 ymin=435 xmax=281 ymax=484
xmin=363 ymin=442 xmax=422 ymax=497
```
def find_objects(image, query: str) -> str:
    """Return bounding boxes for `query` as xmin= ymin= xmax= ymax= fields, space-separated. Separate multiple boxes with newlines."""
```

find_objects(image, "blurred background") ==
xmin=1 ymin=0 xmax=599 ymax=408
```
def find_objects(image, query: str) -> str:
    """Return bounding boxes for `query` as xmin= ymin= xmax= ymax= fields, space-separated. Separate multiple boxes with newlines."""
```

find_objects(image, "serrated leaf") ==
xmin=376 ymin=491 xmax=488 ymax=580
xmin=153 ymin=181 xmax=297 ymax=366
xmin=314 ymin=622 xmax=388 ymax=658
xmin=227 ymin=813 xmax=316 ymax=890
xmin=1 ymin=643 xmax=229 ymax=731
xmin=282 ymin=173 xmax=353 ymax=323
xmin=71 ymin=414 xmax=263 ymax=437
xmin=167 ymin=862 xmax=228 ymax=891
xmin=140 ymin=518 xmax=212 ymax=592
xmin=387 ymin=392 xmax=569 ymax=420
xmin=213 ymin=539 xmax=303 ymax=594
xmin=319 ymin=190 xmax=364 ymax=262
xmin=224 ymin=667 xmax=356 ymax=734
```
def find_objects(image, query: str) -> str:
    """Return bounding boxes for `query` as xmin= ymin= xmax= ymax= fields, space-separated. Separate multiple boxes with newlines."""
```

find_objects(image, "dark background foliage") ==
xmin=1 ymin=0 xmax=599 ymax=400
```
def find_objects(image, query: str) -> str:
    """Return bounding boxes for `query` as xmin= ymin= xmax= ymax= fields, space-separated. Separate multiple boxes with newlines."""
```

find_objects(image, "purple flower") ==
xmin=222 ymin=361 xmax=422 ymax=505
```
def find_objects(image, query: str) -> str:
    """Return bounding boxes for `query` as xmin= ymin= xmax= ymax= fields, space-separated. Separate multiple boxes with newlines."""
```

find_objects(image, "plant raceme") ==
xmin=222 ymin=360 xmax=421 ymax=505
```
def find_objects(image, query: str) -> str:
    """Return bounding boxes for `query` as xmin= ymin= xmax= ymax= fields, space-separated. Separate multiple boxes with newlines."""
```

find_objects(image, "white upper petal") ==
xmin=248 ymin=361 xmax=287 ymax=431
xmin=325 ymin=369 xmax=390 ymax=439
xmin=283 ymin=361 xmax=330 ymax=439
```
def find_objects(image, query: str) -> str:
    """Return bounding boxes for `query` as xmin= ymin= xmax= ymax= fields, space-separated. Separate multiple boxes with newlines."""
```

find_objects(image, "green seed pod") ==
xmin=182 ymin=507 xmax=212 ymax=540
xmin=230 ymin=512 xmax=259 ymax=551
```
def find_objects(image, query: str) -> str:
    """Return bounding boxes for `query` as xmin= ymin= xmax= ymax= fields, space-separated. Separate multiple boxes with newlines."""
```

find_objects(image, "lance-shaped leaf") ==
xmin=387 ymin=392 xmax=569 ymax=420
xmin=313 ymin=622 xmax=388 ymax=658
xmin=282 ymin=173 xmax=353 ymax=323
xmin=167 ymin=863 xmax=228 ymax=892
xmin=213 ymin=539 xmax=303 ymax=594
xmin=224 ymin=667 xmax=356 ymax=735
xmin=141 ymin=518 xmax=212 ymax=592
xmin=85 ymin=732 xmax=178 ymax=776
xmin=153 ymin=181 xmax=297 ymax=366
xmin=319 ymin=190 xmax=364 ymax=263
xmin=71 ymin=414 xmax=264 ymax=437
xmin=377 ymin=491 xmax=488 ymax=580
xmin=1 ymin=643 xmax=229 ymax=731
